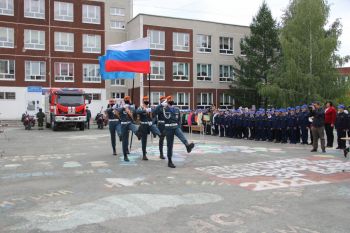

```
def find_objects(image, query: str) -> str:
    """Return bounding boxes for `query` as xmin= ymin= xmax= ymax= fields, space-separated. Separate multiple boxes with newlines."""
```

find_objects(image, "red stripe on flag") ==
xmin=105 ymin=60 xmax=150 ymax=73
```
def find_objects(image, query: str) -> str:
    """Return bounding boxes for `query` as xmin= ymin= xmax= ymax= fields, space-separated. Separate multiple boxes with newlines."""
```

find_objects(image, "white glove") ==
xmin=146 ymin=108 xmax=152 ymax=113
xmin=161 ymin=100 xmax=168 ymax=107
xmin=124 ymin=104 xmax=130 ymax=108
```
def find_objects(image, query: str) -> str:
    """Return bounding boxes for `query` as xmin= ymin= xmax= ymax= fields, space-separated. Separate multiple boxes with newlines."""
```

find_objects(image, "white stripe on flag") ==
xmin=107 ymin=37 xmax=150 ymax=52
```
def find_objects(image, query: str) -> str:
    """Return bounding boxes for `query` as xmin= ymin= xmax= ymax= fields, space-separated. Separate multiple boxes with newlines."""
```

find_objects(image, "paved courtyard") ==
xmin=0 ymin=126 xmax=350 ymax=233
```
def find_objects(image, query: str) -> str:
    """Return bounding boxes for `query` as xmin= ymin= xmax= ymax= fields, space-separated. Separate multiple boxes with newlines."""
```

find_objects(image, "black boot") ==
xmin=160 ymin=153 xmax=165 ymax=159
xmin=142 ymin=152 xmax=148 ymax=161
xmin=113 ymin=148 xmax=117 ymax=156
xmin=186 ymin=143 xmax=195 ymax=153
xmin=124 ymin=154 xmax=129 ymax=162
xmin=344 ymin=148 xmax=349 ymax=158
xmin=168 ymin=160 xmax=176 ymax=168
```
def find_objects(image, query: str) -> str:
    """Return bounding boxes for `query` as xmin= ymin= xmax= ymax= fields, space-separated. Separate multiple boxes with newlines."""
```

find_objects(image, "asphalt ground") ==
xmin=0 ymin=126 xmax=350 ymax=233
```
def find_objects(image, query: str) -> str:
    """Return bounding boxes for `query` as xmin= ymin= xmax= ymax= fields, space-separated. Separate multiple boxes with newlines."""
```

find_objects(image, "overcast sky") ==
xmin=133 ymin=0 xmax=350 ymax=66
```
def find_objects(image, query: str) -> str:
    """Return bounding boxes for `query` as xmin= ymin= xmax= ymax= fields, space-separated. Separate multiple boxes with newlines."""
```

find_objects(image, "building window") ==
xmin=197 ymin=93 xmax=213 ymax=108
xmin=24 ymin=29 xmax=45 ymax=50
xmin=24 ymin=0 xmax=45 ymax=19
xmin=0 ymin=59 xmax=14 ymax=80
xmin=110 ymin=20 xmax=125 ymax=29
xmin=86 ymin=93 xmax=101 ymax=101
xmin=83 ymin=64 xmax=101 ymax=83
xmin=150 ymin=92 xmax=165 ymax=105
xmin=219 ymin=65 xmax=234 ymax=82
xmin=147 ymin=30 xmax=164 ymax=50
xmin=149 ymin=61 xmax=165 ymax=80
xmin=83 ymin=34 xmax=101 ymax=53
xmin=110 ymin=79 xmax=125 ymax=86
xmin=82 ymin=4 xmax=100 ymax=24
xmin=175 ymin=92 xmax=189 ymax=109
xmin=54 ymin=1 xmax=73 ymax=22
xmin=0 ymin=0 xmax=14 ymax=16
xmin=220 ymin=93 xmax=232 ymax=108
xmin=54 ymin=62 xmax=74 ymax=82
xmin=0 ymin=27 xmax=14 ymax=48
xmin=220 ymin=36 xmax=234 ymax=54
xmin=197 ymin=64 xmax=212 ymax=81
xmin=25 ymin=61 xmax=45 ymax=81
xmin=110 ymin=7 xmax=124 ymax=16
xmin=111 ymin=92 xmax=125 ymax=99
xmin=173 ymin=32 xmax=189 ymax=51
xmin=54 ymin=32 xmax=74 ymax=52
xmin=240 ymin=38 xmax=246 ymax=56
xmin=197 ymin=34 xmax=211 ymax=53
xmin=173 ymin=62 xmax=189 ymax=81
xmin=0 ymin=91 xmax=15 ymax=100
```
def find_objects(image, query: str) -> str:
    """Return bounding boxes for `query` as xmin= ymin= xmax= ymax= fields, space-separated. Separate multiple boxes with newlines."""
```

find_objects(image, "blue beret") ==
xmin=301 ymin=105 xmax=307 ymax=109
xmin=290 ymin=108 xmax=295 ymax=111
xmin=295 ymin=106 xmax=300 ymax=109
xmin=338 ymin=104 xmax=345 ymax=109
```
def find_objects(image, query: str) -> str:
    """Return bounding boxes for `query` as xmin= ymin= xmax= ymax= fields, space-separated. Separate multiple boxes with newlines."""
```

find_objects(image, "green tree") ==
xmin=230 ymin=1 xmax=280 ymax=107
xmin=259 ymin=0 xmax=348 ymax=106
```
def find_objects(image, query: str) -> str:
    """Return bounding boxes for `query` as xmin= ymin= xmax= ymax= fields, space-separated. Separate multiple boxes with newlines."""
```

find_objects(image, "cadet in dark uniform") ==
xmin=280 ymin=109 xmax=288 ymax=143
xmin=287 ymin=108 xmax=297 ymax=144
xmin=105 ymin=99 xmax=121 ymax=156
xmin=295 ymin=106 xmax=301 ymax=143
xmin=155 ymin=96 xmax=167 ymax=159
xmin=266 ymin=111 xmax=274 ymax=141
xmin=117 ymin=96 xmax=140 ymax=162
xmin=161 ymin=96 xmax=194 ymax=168
xmin=36 ymin=108 xmax=45 ymax=130
xmin=248 ymin=111 xmax=255 ymax=140
xmin=299 ymin=105 xmax=310 ymax=144
xmin=219 ymin=111 xmax=225 ymax=137
xmin=274 ymin=110 xmax=281 ymax=143
xmin=335 ymin=104 xmax=347 ymax=149
xmin=136 ymin=96 xmax=162 ymax=160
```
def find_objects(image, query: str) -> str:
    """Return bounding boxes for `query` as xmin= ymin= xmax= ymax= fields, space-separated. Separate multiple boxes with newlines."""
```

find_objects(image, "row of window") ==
xmin=0 ymin=60 xmax=235 ymax=83
xmin=0 ymin=91 xmax=15 ymax=100
xmin=0 ymin=27 xmax=101 ymax=53
xmin=150 ymin=61 xmax=234 ymax=82
xmin=148 ymin=30 xmax=244 ymax=55
xmin=0 ymin=60 xmax=101 ymax=83
xmin=0 ymin=0 xmax=105 ymax=24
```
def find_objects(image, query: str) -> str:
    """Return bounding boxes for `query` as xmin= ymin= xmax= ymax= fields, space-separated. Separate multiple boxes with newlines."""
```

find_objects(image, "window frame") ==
xmin=54 ymin=62 xmax=74 ymax=82
xmin=110 ymin=7 xmax=125 ymax=16
xmin=173 ymin=32 xmax=190 ymax=52
xmin=175 ymin=92 xmax=189 ymax=110
xmin=82 ymin=4 xmax=101 ymax=24
xmin=0 ymin=59 xmax=15 ymax=80
xmin=0 ymin=91 xmax=15 ymax=100
xmin=0 ymin=27 xmax=14 ymax=48
xmin=197 ymin=34 xmax=211 ymax=53
xmin=197 ymin=92 xmax=213 ymax=108
xmin=54 ymin=1 xmax=74 ymax=22
xmin=110 ymin=79 xmax=125 ymax=86
xmin=219 ymin=65 xmax=234 ymax=82
xmin=24 ymin=0 xmax=45 ymax=19
xmin=82 ymin=64 xmax=101 ymax=83
xmin=219 ymin=36 xmax=234 ymax=55
xmin=173 ymin=62 xmax=189 ymax=81
xmin=111 ymin=92 xmax=125 ymax=99
xmin=110 ymin=20 xmax=125 ymax=30
xmin=149 ymin=61 xmax=165 ymax=80
xmin=196 ymin=63 xmax=212 ymax=81
xmin=25 ymin=60 xmax=46 ymax=82
xmin=220 ymin=93 xmax=232 ymax=107
xmin=82 ymin=34 xmax=101 ymax=53
xmin=147 ymin=30 xmax=165 ymax=50
xmin=24 ymin=29 xmax=45 ymax=50
xmin=0 ymin=0 xmax=14 ymax=16
xmin=54 ymin=31 xmax=74 ymax=52
xmin=150 ymin=91 xmax=165 ymax=106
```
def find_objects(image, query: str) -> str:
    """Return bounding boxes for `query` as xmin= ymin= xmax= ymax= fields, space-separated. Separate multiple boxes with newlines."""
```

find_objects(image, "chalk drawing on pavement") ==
xmin=10 ymin=193 xmax=222 ymax=232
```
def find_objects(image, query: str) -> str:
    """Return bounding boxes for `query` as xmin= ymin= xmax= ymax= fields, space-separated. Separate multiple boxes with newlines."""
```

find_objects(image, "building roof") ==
xmin=128 ymin=13 xmax=249 ymax=28
xmin=338 ymin=67 xmax=350 ymax=75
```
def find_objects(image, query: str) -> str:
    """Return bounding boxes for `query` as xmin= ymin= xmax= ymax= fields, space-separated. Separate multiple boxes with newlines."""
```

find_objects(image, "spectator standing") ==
xmin=310 ymin=102 xmax=326 ymax=153
xmin=335 ymin=104 xmax=347 ymax=149
xmin=324 ymin=101 xmax=337 ymax=147
xmin=86 ymin=106 xmax=91 ymax=129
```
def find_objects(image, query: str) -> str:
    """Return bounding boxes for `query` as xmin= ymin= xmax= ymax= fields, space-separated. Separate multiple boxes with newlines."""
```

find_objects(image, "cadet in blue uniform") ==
xmin=219 ymin=111 xmax=225 ymax=137
xmin=117 ymin=96 xmax=140 ymax=162
xmin=295 ymin=106 xmax=301 ymax=143
xmin=287 ymin=108 xmax=297 ymax=144
xmin=335 ymin=104 xmax=347 ymax=149
xmin=280 ymin=109 xmax=288 ymax=143
xmin=274 ymin=110 xmax=281 ymax=143
xmin=136 ymin=96 xmax=162 ymax=161
xmin=266 ymin=111 xmax=274 ymax=141
xmin=155 ymin=96 xmax=167 ymax=159
xmin=242 ymin=111 xmax=249 ymax=139
xmin=299 ymin=105 xmax=310 ymax=144
xmin=161 ymin=96 xmax=194 ymax=168
xmin=105 ymin=99 xmax=121 ymax=156
xmin=248 ymin=111 xmax=255 ymax=140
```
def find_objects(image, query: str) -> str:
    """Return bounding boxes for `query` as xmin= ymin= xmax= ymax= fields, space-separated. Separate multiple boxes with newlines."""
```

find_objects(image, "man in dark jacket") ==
xmin=36 ymin=108 xmax=45 ymax=130
xmin=310 ymin=101 xmax=326 ymax=153
xmin=86 ymin=106 xmax=91 ymax=129
xmin=335 ymin=104 xmax=347 ymax=149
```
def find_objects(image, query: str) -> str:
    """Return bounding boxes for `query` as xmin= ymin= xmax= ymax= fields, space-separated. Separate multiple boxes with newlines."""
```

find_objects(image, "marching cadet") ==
xmin=160 ymin=96 xmax=194 ymax=168
xmin=155 ymin=96 xmax=167 ymax=159
xmin=105 ymin=99 xmax=121 ymax=156
xmin=117 ymin=96 xmax=140 ymax=162
xmin=136 ymin=96 xmax=162 ymax=160
xmin=335 ymin=104 xmax=347 ymax=150
xmin=299 ymin=105 xmax=310 ymax=144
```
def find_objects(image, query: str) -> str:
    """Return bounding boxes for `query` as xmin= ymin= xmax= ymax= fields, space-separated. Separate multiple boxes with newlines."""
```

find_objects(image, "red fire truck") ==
xmin=45 ymin=88 xmax=91 ymax=131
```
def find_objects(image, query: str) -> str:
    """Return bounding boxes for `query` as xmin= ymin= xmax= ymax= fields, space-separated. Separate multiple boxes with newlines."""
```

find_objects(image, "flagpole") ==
xmin=129 ymin=78 xmax=135 ymax=152
xmin=148 ymin=73 xmax=151 ymax=97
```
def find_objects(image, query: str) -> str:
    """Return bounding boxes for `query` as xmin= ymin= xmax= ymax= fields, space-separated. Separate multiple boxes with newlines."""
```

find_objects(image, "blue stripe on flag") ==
xmin=99 ymin=56 xmax=135 ymax=80
xmin=106 ymin=49 xmax=150 ymax=62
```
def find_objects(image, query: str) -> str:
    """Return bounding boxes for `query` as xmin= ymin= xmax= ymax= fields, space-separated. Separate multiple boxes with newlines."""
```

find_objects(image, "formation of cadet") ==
xmin=210 ymin=104 xmax=350 ymax=150
xmin=106 ymin=95 xmax=194 ymax=168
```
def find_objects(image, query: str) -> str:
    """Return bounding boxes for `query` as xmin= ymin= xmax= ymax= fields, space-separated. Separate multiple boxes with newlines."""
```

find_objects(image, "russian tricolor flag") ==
xmin=105 ymin=37 xmax=150 ymax=74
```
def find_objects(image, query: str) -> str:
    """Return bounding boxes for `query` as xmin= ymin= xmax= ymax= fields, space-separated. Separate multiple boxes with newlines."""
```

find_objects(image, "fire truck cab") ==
xmin=45 ymin=88 xmax=90 ymax=131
